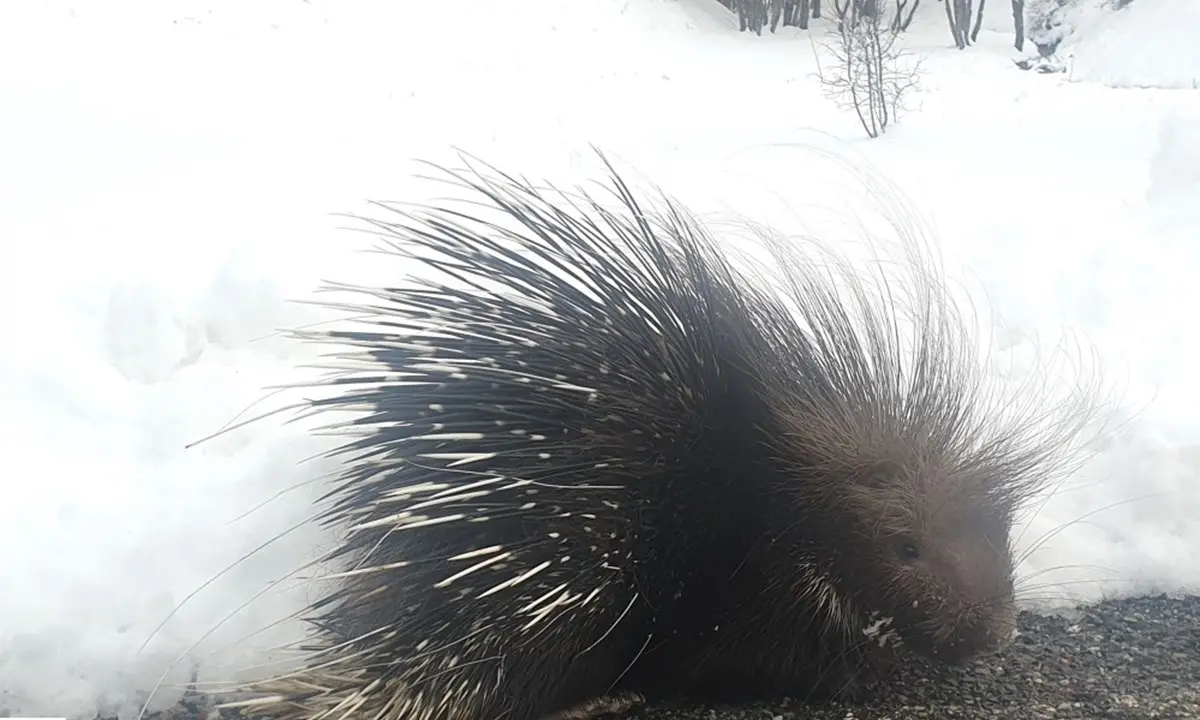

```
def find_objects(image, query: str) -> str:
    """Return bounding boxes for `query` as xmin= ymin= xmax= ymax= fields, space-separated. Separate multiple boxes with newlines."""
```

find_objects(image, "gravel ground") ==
xmin=136 ymin=594 xmax=1199 ymax=720
xmin=641 ymin=595 xmax=1200 ymax=720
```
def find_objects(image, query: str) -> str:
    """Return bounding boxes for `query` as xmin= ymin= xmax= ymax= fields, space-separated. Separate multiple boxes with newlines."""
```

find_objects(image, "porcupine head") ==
xmin=764 ymin=363 xmax=1037 ymax=668
xmin=730 ymin=235 xmax=1094 ymax=675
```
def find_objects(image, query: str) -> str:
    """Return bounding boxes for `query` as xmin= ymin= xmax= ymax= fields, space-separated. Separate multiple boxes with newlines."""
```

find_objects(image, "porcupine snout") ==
xmin=931 ymin=588 xmax=1018 ymax=665
xmin=903 ymin=540 xmax=1020 ymax=665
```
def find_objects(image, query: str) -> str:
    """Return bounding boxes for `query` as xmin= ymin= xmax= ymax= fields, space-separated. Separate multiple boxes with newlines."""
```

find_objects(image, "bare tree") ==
xmin=944 ymin=0 xmax=970 ymax=47
xmin=891 ymin=0 xmax=922 ymax=32
xmin=971 ymin=0 xmax=988 ymax=41
xmin=718 ymin=0 xmax=822 ymax=34
xmin=1012 ymin=0 xmax=1026 ymax=50
xmin=940 ymin=0 xmax=989 ymax=48
xmin=814 ymin=0 xmax=923 ymax=138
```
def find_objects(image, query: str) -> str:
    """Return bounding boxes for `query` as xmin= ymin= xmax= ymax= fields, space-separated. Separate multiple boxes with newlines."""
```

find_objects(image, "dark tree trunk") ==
xmin=1011 ymin=0 xmax=1025 ymax=50
xmin=944 ymin=0 xmax=973 ymax=48
xmin=971 ymin=0 xmax=986 ymax=41
xmin=892 ymin=0 xmax=921 ymax=31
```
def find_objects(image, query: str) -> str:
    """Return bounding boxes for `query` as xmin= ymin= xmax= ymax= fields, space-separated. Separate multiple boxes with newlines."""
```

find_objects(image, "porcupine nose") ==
xmin=930 ymin=597 xmax=1019 ymax=664
xmin=980 ymin=598 xmax=1019 ymax=652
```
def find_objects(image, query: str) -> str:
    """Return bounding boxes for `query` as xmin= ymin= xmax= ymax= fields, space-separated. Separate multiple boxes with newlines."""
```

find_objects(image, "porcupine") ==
xmin=229 ymin=152 xmax=1098 ymax=720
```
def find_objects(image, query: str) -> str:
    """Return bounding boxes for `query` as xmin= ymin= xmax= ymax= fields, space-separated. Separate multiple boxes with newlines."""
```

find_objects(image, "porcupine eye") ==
xmin=860 ymin=459 xmax=903 ymax=488
xmin=900 ymin=542 xmax=921 ymax=561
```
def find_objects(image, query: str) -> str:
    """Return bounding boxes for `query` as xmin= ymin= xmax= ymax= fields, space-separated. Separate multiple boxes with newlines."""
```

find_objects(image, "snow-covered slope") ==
xmin=1068 ymin=0 xmax=1200 ymax=89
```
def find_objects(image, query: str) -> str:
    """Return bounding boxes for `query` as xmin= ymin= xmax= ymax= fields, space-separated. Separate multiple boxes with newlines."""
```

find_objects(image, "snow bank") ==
xmin=1070 ymin=1 xmax=1200 ymax=89
xmin=1147 ymin=104 xmax=1200 ymax=213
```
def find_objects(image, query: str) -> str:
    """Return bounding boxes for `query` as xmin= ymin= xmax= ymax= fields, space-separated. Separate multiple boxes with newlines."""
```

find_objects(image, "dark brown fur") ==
xmin=225 ymin=151 xmax=1100 ymax=720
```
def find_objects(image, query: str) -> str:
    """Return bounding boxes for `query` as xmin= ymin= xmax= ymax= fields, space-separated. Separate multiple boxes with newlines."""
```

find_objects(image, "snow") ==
xmin=0 ymin=0 xmax=1197 ymax=718
xmin=1069 ymin=0 xmax=1200 ymax=89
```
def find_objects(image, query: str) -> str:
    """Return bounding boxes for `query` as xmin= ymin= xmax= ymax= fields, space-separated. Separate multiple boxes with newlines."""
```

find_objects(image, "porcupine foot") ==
xmin=540 ymin=690 xmax=647 ymax=720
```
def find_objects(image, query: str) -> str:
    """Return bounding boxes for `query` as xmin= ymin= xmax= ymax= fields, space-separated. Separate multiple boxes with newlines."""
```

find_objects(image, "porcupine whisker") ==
xmin=1014 ymin=565 xmax=1126 ymax=588
xmin=1014 ymin=559 xmax=1125 ymax=581
xmin=1016 ymin=578 xmax=1139 ymax=598
xmin=1013 ymin=492 xmax=1166 ymax=568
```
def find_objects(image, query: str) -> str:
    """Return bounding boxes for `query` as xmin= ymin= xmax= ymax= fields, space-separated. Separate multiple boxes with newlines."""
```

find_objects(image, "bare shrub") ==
xmin=814 ymin=0 xmax=923 ymax=138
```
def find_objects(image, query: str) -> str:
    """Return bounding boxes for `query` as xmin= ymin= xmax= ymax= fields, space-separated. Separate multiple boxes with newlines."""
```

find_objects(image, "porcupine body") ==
xmin=233 ymin=154 xmax=1097 ymax=720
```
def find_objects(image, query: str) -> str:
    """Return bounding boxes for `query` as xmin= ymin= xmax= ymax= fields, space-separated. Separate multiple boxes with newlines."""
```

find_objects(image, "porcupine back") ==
xmin=232 ymin=154 xmax=1099 ymax=720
